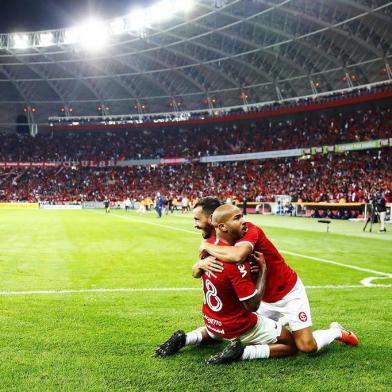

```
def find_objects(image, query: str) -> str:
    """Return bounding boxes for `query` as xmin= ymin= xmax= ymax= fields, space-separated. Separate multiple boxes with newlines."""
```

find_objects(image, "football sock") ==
xmin=185 ymin=329 xmax=203 ymax=346
xmin=313 ymin=328 xmax=341 ymax=351
xmin=241 ymin=344 xmax=270 ymax=360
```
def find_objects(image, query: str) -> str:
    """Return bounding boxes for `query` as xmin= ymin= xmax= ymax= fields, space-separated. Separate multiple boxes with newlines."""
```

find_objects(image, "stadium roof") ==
xmin=0 ymin=0 xmax=391 ymax=127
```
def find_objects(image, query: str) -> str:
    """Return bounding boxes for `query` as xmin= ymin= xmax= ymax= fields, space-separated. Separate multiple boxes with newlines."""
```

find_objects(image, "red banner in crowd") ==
xmin=160 ymin=157 xmax=189 ymax=165
xmin=0 ymin=160 xmax=117 ymax=168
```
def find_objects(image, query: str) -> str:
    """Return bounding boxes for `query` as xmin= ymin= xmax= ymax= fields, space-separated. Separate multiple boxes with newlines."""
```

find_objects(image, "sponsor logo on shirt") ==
xmin=203 ymin=314 xmax=223 ymax=326
xmin=206 ymin=325 xmax=225 ymax=335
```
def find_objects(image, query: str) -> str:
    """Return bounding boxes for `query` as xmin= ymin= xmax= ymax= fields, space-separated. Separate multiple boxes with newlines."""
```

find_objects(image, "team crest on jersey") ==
xmin=298 ymin=312 xmax=307 ymax=322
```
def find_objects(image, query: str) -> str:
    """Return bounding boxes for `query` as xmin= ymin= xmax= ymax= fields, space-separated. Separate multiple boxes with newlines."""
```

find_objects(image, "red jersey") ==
xmin=236 ymin=221 xmax=297 ymax=302
xmin=201 ymin=242 xmax=258 ymax=339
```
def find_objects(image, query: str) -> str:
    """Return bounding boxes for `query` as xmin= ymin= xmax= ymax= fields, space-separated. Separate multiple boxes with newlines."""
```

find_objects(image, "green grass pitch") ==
xmin=0 ymin=208 xmax=391 ymax=391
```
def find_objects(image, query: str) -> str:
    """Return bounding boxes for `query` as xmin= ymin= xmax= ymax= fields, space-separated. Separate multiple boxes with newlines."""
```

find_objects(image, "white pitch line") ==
xmin=280 ymin=250 xmax=392 ymax=277
xmin=305 ymin=284 xmax=391 ymax=289
xmin=0 ymin=287 xmax=200 ymax=296
xmin=360 ymin=276 xmax=392 ymax=287
xmin=110 ymin=212 xmax=199 ymax=235
xmin=107 ymin=212 xmax=392 ymax=278
xmin=0 ymin=284 xmax=391 ymax=296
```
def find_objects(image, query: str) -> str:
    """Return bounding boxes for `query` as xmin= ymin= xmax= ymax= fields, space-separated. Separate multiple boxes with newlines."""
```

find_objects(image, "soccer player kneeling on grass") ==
xmin=196 ymin=202 xmax=359 ymax=354
xmin=156 ymin=252 xmax=297 ymax=364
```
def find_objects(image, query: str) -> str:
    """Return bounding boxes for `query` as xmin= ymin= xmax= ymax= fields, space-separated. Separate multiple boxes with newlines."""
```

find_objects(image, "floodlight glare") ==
xmin=127 ymin=9 xmax=148 ymax=32
xmin=109 ymin=17 xmax=126 ymax=35
xmin=63 ymin=28 xmax=79 ymax=44
xmin=179 ymin=0 xmax=194 ymax=13
xmin=12 ymin=34 xmax=29 ymax=49
xmin=167 ymin=0 xmax=194 ymax=14
xmin=149 ymin=1 xmax=174 ymax=24
xmin=39 ymin=32 xmax=54 ymax=47
xmin=79 ymin=20 xmax=109 ymax=51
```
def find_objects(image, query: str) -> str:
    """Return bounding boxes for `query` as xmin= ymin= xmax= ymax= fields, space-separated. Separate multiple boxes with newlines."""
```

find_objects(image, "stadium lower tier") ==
xmin=0 ymin=149 xmax=390 ymax=203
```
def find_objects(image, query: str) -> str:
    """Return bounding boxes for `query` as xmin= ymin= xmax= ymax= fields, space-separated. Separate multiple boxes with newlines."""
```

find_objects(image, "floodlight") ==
xmin=177 ymin=0 xmax=194 ymax=13
xmin=149 ymin=1 xmax=174 ymax=24
xmin=79 ymin=20 xmax=109 ymax=51
xmin=127 ymin=9 xmax=148 ymax=31
xmin=12 ymin=34 xmax=29 ymax=49
xmin=109 ymin=17 xmax=126 ymax=35
xmin=63 ymin=28 xmax=79 ymax=44
xmin=39 ymin=32 xmax=54 ymax=47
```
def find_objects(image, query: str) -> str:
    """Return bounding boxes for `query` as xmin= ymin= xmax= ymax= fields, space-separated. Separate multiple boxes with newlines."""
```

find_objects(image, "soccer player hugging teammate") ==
xmin=156 ymin=197 xmax=297 ymax=364
xmin=199 ymin=202 xmax=359 ymax=354
xmin=156 ymin=198 xmax=358 ymax=364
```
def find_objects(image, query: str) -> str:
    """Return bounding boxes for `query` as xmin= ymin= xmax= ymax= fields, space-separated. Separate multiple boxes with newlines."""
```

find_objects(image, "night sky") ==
xmin=0 ymin=0 xmax=154 ymax=33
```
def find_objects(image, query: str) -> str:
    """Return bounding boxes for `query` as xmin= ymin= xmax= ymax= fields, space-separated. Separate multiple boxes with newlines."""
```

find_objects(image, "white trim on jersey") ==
xmin=235 ymin=241 xmax=254 ymax=251
xmin=239 ymin=289 xmax=258 ymax=301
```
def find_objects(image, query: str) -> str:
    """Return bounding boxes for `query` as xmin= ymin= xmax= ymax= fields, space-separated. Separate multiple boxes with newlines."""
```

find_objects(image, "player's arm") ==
xmin=192 ymin=256 xmax=224 ymax=278
xmin=242 ymin=253 xmax=267 ymax=312
xmin=252 ymin=251 xmax=267 ymax=299
xmin=200 ymin=242 xmax=252 ymax=263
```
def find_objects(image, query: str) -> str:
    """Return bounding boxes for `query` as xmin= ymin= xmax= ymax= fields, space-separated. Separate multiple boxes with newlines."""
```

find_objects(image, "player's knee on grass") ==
xmin=293 ymin=334 xmax=318 ymax=353
xmin=292 ymin=327 xmax=318 ymax=353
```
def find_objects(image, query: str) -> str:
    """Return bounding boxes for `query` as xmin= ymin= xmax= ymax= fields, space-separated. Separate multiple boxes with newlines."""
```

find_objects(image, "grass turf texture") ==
xmin=0 ymin=209 xmax=391 ymax=391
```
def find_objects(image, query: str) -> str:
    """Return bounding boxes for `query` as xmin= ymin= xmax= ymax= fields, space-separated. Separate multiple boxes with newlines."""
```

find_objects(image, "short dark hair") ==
xmin=193 ymin=197 xmax=224 ymax=216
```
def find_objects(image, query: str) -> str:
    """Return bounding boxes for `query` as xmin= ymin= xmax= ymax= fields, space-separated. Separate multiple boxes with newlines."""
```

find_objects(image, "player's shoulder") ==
xmin=245 ymin=221 xmax=265 ymax=237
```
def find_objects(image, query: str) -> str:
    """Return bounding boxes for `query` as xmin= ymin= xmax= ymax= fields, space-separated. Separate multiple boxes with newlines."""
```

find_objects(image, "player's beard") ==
xmin=202 ymin=230 xmax=210 ymax=239
xmin=201 ymin=226 xmax=213 ymax=239
xmin=232 ymin=223 xmax=247 ymax=241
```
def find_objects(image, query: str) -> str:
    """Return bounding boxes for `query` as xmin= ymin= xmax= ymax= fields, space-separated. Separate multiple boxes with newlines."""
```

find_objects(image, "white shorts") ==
xmin=206 ymin=315 xmax=281 ymax=345
xmin=239 ymin=315 xmax=282 ymax=345
xmin=257 ymin=277 xmax=313 ymax=332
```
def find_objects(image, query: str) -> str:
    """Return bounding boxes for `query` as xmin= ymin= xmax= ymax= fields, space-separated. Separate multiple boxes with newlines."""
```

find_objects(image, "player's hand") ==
xmin=252 ymin=251 xmax=266 ymax=270
xmin=197 ymin=256 xmax=224 ymax=278
xmin=249 ymin=261 xmax=260 ymax=275
xmin=199 ymin=241 xmax=209 ymax=259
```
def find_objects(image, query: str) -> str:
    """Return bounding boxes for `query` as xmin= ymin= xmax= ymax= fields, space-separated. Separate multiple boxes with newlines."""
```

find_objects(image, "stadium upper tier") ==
xmin=1 ymin=103 xmax=391 ymax=162
xmin=0 ymin=0 xmax=391 ymax=129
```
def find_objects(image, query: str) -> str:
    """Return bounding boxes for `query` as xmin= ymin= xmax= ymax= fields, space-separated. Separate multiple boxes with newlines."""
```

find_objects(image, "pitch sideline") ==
xmin=0 ymin=283 xmax=391 ymax=296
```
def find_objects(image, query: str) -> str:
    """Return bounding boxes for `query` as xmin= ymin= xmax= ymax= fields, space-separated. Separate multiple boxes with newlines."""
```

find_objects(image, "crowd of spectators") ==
xmin=1 ymin=105 xmax=391 ymax=162
xmin=0 ymin=149 xmax=390 ymax=204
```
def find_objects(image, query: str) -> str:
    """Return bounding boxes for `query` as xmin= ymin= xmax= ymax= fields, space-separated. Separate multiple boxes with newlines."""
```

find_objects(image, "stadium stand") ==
xmin=1 ymin=103 xmax=391 ymax=161
xmin=1 ymin=149 xmax=390 ymax=205
xmin=0 ymin=0 xmax=391 ymax=208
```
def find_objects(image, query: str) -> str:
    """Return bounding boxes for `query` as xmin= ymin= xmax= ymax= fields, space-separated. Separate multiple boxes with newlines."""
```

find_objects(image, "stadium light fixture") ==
xmin=178 ymin=0 xmax=194 ymax=13
xmin=127 ymin=9 xmax=148 ymax=32
xmin=63 ymin=28 xmax=79 ymax=44
xmin=109 ymin=17 xmax=126 ymax=35
xmin=39 ymin=32 xmax=54 ymax=47
xmin=12 ymin=34 xmax=29 ymax=49
xmin=149 ymin=1 xmax=175 ymax=24
xmin=5 ymin=0 xmax=195 ymax=51
xmin=79 ymin=20 xmax=109 ymax=51
xmin=148 ymin=0 xmax=194 ymax=24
